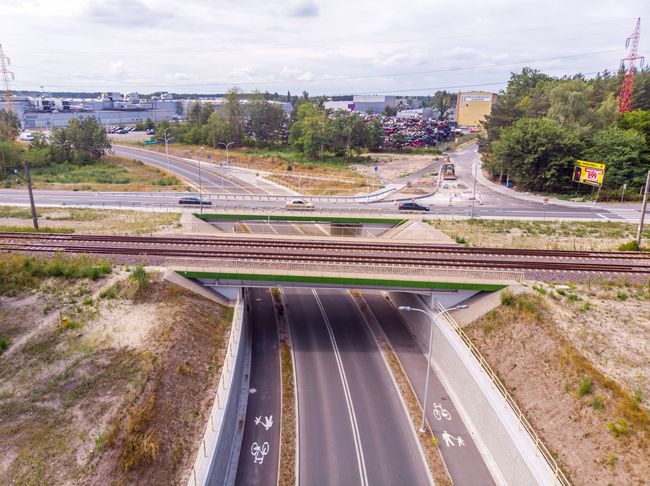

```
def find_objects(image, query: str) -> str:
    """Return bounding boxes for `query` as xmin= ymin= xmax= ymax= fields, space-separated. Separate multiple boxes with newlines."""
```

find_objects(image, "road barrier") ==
xmin=437 ymin=303 xmax=571 ymax=486
xmin=167 ymin=257 xmax=525 ymax=284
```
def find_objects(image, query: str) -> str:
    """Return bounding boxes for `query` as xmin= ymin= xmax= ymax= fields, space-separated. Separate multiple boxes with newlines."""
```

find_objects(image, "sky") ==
xmin=0 ymin=0 xmax=647 ymax=96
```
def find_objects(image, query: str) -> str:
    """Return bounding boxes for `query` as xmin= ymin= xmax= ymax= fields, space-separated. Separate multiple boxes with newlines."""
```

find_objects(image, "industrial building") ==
xmin=455 ymin=91 xmax=497 ymax=128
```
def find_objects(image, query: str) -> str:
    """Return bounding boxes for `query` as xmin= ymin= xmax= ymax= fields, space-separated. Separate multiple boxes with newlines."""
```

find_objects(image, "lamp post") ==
xmin=13 ymin=162 xmax=38 ymax=229
xmin=399 ymin=303 xmax=468 ymax=433
xmin=163 ymin=127 xmax=171 ymax=173
xmin=219 ymin=141 xmax=234 ymax=191
xmin=197 ymin=146 xmax=205 ymax=213
xmin=470 ymin=160 xmax=478 ymax=219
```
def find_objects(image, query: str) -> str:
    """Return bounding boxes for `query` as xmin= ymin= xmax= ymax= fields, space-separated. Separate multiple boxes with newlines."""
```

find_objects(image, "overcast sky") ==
xmin=1 ymin=0 xmax=647 ymax=95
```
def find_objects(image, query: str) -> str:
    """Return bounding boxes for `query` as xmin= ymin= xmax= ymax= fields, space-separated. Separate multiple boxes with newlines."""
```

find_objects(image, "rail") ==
xmin=437 ymin=303 xmax=572 ymax=486
xmin=166 ymin=257 xmax=525 ymax=283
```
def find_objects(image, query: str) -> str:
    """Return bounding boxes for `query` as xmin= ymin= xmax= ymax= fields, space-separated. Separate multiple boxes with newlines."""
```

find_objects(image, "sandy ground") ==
xmin=465 ymin=289 xmax=649 ymax=485
xmin=0 ymin=267 xmax=232 ymax=485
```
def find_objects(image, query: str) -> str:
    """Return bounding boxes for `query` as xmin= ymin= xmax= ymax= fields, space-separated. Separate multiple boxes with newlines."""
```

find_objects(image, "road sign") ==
xmin=573 ymin=160 xmax=605 ymax=187
xmin=144 ymin=140 xmax=156 ymax=145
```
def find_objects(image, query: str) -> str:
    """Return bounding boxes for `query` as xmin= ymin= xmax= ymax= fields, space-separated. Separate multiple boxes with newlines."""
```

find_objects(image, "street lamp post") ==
xmin=197 ymin=146 xmax=205 ymax=213
xmin=470 ymin=160 xmax=478 ymax=219
xmin=219 ymin=141 xmax=234 ymax=191
xmin=163 ymin=127 xmax=171 ymax=173
xmin=399 ymin=303 xmax=468 ymax=433
xmin=13 ymin=162 xmax=38 ymax=229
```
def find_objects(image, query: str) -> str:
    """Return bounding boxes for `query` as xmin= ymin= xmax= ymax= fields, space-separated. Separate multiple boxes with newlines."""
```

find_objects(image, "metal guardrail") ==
xmin=166 ymin=257 xmax=524 ymax=283
xmin=437 ymin=303 xmax=571 ymax=486
xmin=187 ymin=294 xmax=244 ymax=486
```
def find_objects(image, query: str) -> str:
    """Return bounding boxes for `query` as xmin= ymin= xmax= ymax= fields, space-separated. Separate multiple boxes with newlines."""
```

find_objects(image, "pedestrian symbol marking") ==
xmin=251 ymin=441 xmax=270 ymax=464
xmin=254 ymin=415 xmax=273 ymax=430
xmin=441 ymin=430 xmax=465 ymax=447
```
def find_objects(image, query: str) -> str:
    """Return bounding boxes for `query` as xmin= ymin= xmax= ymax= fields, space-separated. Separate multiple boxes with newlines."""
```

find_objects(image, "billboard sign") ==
xmin=573 ymin=160 xmax=605 ymax=187
xmin=462 ymin=95 xmax=491 ymax=102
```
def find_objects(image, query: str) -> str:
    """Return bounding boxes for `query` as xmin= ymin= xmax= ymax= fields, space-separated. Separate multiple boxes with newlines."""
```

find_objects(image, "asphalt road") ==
xmin=362 ymin=291 xmax=496 ymax=486
xmin=285 ymin=288 xmax=431 ymax=486
xmin=114 ymin=145 xmax=253 ymax=194
xmin=235 ymin=288 xmax=281 ymax=486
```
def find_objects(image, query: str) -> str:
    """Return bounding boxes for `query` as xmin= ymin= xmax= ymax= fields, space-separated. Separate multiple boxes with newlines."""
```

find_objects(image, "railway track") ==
xmin=1 ymin=232 xmax=649 ymax=275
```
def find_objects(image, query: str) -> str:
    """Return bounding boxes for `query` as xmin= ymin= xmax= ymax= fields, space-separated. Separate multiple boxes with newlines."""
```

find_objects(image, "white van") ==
xmin=19 ymin=132 xmax=34 ymax=141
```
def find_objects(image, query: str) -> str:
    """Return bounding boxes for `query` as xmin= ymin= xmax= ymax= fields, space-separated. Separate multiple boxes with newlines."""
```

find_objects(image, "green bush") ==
xmin=131 ymin=265 xmax=149 ymax=293
xmin=0 ymin=335 xmax=9 ymax=355
xmin=591 ymin=395 xmax=605 ymax=411
xmin=618 ymin=240 xmax=640 ymax=251
xmin=577 ymin=376 xmax=593 ymax=397
xmin=580 ymin=301 xmax=592 ymax=311
xmin=607 ymin=418 xmax=629 ymax=437
xmin=616 ymin=291 xmax=629 ymax=301
xmin=500 ymin=290 xmax=515 ymax=306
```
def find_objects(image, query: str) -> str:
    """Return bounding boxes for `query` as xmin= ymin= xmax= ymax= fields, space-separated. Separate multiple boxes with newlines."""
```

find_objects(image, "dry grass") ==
xmin=0 ymin=205 xmax=181 ymax=235
xmin=466 ymin=292 xmax=649 ymax=485
xmin=0 ymin=271 xmax=232 ymax=485
xmin=279 ymin=343 xmax=296 ymax=486
xmin=428 ymin=219 xmax=649 ymax=250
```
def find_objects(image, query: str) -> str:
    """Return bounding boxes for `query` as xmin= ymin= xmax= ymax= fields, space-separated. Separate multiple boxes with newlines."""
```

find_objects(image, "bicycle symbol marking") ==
xmin=251 ymin=441 xmax=270 ymax=464
xmin=432 ymin=402 xmax=451 ymax=421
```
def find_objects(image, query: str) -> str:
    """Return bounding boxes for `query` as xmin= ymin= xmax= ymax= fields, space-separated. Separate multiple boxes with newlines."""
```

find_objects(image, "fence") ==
xmin=167 ymin=257 xmax=525 ymax=284
xmin=437 ymin=303 xmax=571 ymax=486
xmin=187 ymin=292 xmax=245 ymax=486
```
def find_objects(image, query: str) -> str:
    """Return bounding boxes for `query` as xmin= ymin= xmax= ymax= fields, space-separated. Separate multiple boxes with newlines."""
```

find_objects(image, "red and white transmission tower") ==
xmin=619 ymin=18 xmax=644 ymax=113
xmin=0 ymin=43 xmax=15 ymax=112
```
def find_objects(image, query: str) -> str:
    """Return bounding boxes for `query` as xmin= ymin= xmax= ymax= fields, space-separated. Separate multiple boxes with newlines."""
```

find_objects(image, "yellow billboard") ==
xmin=573 ymin=160 xmax=606 ymax=187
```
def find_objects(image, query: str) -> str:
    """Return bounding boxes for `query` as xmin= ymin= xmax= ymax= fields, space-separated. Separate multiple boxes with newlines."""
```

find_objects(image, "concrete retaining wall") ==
xmin=187 ymin=289 xmax=252 ymax=486
xmin=388 ymin=291 xmax=559 ymax=486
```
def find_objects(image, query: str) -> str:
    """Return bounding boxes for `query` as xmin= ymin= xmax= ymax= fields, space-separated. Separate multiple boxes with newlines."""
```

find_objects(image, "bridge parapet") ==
xmin=166 ymin=257 xmax=524 ymax=291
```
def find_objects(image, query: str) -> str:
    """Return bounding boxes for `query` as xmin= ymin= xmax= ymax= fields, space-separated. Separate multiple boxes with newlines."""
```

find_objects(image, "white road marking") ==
xmin=441 ymin=430 xmax=465 ymax=447
xmin=312 ymin=289 xmax=369 ymax=486
xmin=254 ymin=415 xmax=274 ymax=430
xmin=251 ymin=441 xmax=270 ymax=464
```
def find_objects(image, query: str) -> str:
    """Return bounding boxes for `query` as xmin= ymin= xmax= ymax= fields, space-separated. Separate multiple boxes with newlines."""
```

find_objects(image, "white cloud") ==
xmin=297 ymin=71 xmax=316 ymax=81
xmin=288 ymin=0 xmax=319 ymax=17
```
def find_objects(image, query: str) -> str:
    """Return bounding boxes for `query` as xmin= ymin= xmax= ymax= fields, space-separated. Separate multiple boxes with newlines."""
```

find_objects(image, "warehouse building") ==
xmin=455 ymin=91 xmax=497 ymax=128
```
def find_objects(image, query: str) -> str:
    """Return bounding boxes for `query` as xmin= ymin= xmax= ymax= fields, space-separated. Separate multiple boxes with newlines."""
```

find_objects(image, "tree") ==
xmin=366 ymin=119 xmax=385 ymax=151
xmin=432 ymin=90 xmax=455 ymax=120
xmin=492 ymin=117 xmax=582 ymax=192
xmin=383 ymin=105 xmax=397 ymax=116
xmin=248 ymin=92 xmax=284 ymax=145
xmin=547 ymin=79 xmax=597 ymax=133
xmin=0 ymin=109 xmax=21 ymax=141
xmin=289 ymin=103 xmax=328 ymax=158
xmin=51 ymin=117 xmax=111 ymax=163
xmin=586 ymin=126 xmax=647 ymax=191
xmin=221 ymin=88 xmax=245 ymax=145
xmin=631 ymin=68 xmax=650 ymax=111
xmin=187 ymin=101 xmax=213 ymax=126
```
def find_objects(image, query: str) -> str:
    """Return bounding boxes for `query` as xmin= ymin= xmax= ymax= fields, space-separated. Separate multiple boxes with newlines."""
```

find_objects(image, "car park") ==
xmin=179 ymin=197 xmax=212 ymax=205
xmin=285 ymin=199 xmax=314 ymax=210
xmin=398 ymin=202 xmax=429 ymax=211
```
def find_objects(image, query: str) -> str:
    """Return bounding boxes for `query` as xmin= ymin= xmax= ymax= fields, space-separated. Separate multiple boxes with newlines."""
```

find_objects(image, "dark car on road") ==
xmin=179 ymin=197 xmax=212 ymax=206
xmin=398 ymin=202 xmax=429 ymax=211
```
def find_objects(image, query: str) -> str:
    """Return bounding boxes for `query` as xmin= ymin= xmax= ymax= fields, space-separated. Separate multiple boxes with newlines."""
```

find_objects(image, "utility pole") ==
xmin=636 ymin=170 xmax=650 ymax=248
xmin=14 ymin=162 xmax=38 ymax=229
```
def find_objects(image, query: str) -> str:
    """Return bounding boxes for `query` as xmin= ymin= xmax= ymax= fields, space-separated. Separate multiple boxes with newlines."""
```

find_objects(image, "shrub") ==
xmin=591 ymin=395 xmax=605 ymax=411
xmin=100 ymin=286 xmax=117 ymax=299
xmin=606 ymin=452 xmax=618 ymax=468
xmin=577 ymin=376 xmax=593 ymax=397
xmin=0 ymin=335 xmax=9 ymax=355
xmin=453 ymin=235 xmax=468 ymax=245
xmin=580 ymin=301 xmax=592 ymax=311
xmin=607 ymin=418 xmax=629 ymax=437
xmin=616 ymin=291 xmax=629 ymax=301
xmin=130 ymin=265 xmax=149 ymax=293
xmin=500 ymin=290 xmax=515 ymax=306
xmin=618 ymin=240 xmax=640 ymax=251
xmin=567 ymin=293 xmax=578 ymax=302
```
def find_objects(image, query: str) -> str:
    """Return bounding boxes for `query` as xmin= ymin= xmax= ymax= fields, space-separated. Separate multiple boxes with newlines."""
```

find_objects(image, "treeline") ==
xmin=481 ymin=67 xmax=650 ymax=197
xmin=0 ymin=112 xmax=110 ymax=178
xmin=158 ymin=89 xmax=386 ymax=158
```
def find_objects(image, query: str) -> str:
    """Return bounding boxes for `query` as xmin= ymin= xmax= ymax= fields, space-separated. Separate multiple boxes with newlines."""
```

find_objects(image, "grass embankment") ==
xmin=0 ymin=205 xmax=181 ymax=235
xmin=0 ymin=257 xmax=233 ymax=485
xmin=429 ymin=219 xmax=650 ymax=250
xmin=271 ymin=288 xmax=296 ymax=486
xmin=3 ymin=155 xmax=185 ymax=192
xmin=465 ymin=290 xmax=649 ymax=485
xmin=351 ymin=293 xmax=451 ymax=485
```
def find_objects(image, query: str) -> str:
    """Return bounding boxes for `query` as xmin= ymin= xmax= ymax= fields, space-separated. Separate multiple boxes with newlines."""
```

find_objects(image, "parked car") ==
xmin=285 ymin=199 xmax=314 ymax=210
xmin=179 ymin=197 xmax=212 ymax=206
xmin=398 ymin=202 xmax=429 ymax=211
xmin=19 ymin=132 xmax=34 ymax=141
xmin=146 ymin=128 xmax=155 ymax=135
